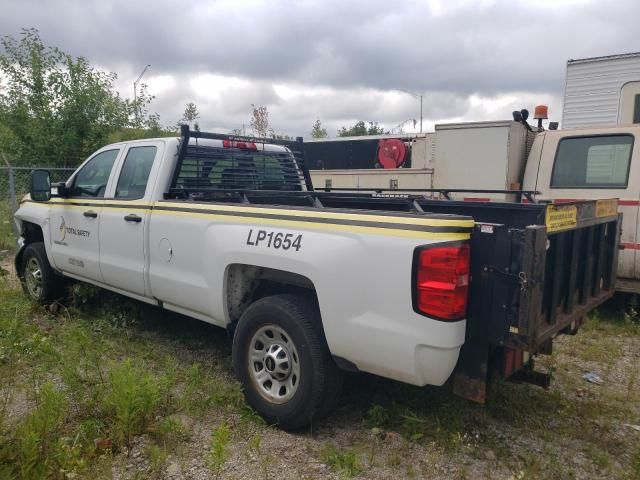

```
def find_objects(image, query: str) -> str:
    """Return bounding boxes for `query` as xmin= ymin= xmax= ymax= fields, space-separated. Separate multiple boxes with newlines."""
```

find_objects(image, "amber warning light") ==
xmin=534 ymin=105 xmax=548 ymax=129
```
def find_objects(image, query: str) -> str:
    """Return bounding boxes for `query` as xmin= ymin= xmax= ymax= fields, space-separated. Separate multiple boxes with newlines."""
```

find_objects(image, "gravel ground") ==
xmin=106 ymin=306 xmax=640 ymax=480
xmin=1 ymin=254 xmax=639 ymax=479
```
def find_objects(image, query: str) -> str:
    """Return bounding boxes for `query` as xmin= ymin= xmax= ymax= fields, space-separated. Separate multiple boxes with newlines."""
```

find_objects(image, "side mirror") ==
xmin=30 ymin=169 xmax=51 ymax=202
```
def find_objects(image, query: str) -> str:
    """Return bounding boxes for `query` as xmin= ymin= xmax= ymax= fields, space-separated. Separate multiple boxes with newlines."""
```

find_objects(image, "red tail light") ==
xmin=223 ymin=139 xmax=258 ymax=150
xmin=413 ymin=243 xmax=470 ymax=320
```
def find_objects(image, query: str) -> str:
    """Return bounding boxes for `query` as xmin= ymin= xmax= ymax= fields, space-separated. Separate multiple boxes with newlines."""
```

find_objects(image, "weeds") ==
xmin=364 ymin=403 xmax=392 ymax=429
xmin=102 ymin=359 xmax=165 ymax=450
xmin=322 ymin=444 xmax=362 ymax=478
xmin=0 ymin=382 xmax=75 ymax=480
xmin=0 ymin=201 xmax=15 ymax=251
xmin=207 ymin=421 xmax=231 ymax=478
xmin=146 ymin=443 xmax=169 ymax=478
xmin=0 ymin=273 xmax=249 ymax=477
xmin=247 ymin=432 xmax=261 ymax=455
xmin=632 ymin=446 xmax=640 ymax=479
xmin=0 ymin=260 xmax=639 ymax=478
xmin=155 ymin=416 xmax=187 ymax=445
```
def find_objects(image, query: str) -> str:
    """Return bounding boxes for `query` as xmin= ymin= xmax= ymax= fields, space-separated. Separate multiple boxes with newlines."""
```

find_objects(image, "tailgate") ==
xmin=479 ymin=199 xmax=621 ymax=352
xmin=452 ymin=198 xmax=621 ymax=402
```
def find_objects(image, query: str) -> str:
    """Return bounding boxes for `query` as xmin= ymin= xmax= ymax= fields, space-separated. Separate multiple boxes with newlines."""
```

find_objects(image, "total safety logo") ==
xmin=54 ymin=216 xmax=90 ymax=246
xmin=59 ymin=216 xmax=67 ymax=241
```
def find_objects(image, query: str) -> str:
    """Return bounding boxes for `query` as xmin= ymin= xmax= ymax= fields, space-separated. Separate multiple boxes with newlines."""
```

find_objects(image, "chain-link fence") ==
xmin=1 ymin=166 xmax=75 ymax=247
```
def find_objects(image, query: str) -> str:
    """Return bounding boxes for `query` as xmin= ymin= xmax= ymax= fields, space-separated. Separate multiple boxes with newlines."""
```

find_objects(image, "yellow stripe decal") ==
xmin=151 ymin=208 xmax=470 ymax=241
xmin=29 ymin=199 xmax=473 ymax=240
xmin=44 ymin=198 xmax=473 ymax=228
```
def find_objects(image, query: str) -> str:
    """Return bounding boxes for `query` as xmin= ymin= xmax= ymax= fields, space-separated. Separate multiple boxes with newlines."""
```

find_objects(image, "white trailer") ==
xmin=308 ymin=119 xmax=640 ymax=293
xmin=562 ymin=52 xmax=640 ymax=129
xmin=309 ymin=120 xmax=534 ymax=201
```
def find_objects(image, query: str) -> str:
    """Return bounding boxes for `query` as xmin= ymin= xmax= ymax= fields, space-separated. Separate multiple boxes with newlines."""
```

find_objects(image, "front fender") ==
xmin=13 ymin=200 xmax=54 ymax=271
xmin=14 ymin=236 xmax=26 ymax=277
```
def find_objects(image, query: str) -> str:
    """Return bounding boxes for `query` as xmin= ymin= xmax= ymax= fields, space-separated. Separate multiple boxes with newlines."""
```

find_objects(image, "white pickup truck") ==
xmin=14 ymin=126 xmax=621 ymax=428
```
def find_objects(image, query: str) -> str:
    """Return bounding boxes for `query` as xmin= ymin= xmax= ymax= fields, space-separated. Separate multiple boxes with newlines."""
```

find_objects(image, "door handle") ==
xmin=124 ymin=214 xmax=142 ymax=223
xmin=83 ymin=210 xmax=98 ymax=218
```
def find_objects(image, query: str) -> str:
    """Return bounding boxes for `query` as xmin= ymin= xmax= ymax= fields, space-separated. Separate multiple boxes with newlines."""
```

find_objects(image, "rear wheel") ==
xmin=19 ymin=242 xmax=62 ymax=304
xmin=232 ymin=294 xmax=343 ymax=430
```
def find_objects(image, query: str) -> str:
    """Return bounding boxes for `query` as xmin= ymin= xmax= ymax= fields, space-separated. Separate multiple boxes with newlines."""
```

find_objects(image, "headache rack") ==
xmin=166 ymin=125 xmax=313 ymax=200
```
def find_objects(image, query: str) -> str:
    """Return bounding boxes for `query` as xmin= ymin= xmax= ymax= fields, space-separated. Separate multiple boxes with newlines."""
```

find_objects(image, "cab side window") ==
xmin=70 ymin=149 xmax=119 ymax=197
xmin=115 ymin=146 xmax=157 ymax=199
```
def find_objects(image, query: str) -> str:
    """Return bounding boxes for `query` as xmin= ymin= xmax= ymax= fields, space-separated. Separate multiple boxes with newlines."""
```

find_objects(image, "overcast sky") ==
xmin=2 ymin=0 xmax=639 ymax=137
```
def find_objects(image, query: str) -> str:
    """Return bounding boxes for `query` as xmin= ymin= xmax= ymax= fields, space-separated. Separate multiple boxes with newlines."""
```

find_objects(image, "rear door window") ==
xmin=115 ymin=146 xmax=157 ymax=199
xmin=551 ymin=135 xmax=634 ymax=188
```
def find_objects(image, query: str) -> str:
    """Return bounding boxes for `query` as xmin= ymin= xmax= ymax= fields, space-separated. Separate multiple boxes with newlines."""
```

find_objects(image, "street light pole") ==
xmin=395 ymin=89 xmax=424 ymax=133
xmin=419 ymin=94 xmax=423 ymax=133
xmin=133 ymin=64 xmax=151 ymax=124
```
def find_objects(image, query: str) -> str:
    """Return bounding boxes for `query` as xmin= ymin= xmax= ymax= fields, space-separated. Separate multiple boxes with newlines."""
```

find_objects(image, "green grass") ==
xmin=207 ymin=422 xmax=231 ymax=478
xmin=0 ymin=275 xmax=243 ymax=478
xmin=0 ymin=270 xmax=638 ymax=479
xmin=343 ymin=304 xmax=640 ymax=478
xmin=0 ymin=200 xmax=16 ymax=251
xmin=322 ymin=444 xmax=362 ymax=478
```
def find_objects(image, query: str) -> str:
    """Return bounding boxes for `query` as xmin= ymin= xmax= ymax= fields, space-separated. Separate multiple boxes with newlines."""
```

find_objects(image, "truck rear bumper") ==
xmin=413 ymin=344 xmax=463 ymax=386
xmin=328 ymin=314 xmax=466 ymax=387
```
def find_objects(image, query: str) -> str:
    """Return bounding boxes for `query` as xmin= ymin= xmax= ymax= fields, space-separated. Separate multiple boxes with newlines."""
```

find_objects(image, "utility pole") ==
xmin=395 ymin=89 xmax=424 ymax=133
xmin=133 ymin=64 xmax=151 ymax=124
xmin=419 ymin=94 xmax=423 ymax=133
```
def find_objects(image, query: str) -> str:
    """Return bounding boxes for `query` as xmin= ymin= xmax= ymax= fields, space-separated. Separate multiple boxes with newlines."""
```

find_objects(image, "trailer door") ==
xmin=619 ymin=81 xmax=640 ymax=125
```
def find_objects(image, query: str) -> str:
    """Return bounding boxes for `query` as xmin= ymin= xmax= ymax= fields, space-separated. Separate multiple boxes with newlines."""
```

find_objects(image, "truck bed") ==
xmin=168 ymin=188 xmax=620 ymax=401
xmin=168 ymin=188 xmax=620 ymax=344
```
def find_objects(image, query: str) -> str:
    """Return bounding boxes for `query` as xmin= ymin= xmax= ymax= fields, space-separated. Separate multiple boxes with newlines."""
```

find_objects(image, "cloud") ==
xmin=1 ymin=0 xmax=638 ymax=136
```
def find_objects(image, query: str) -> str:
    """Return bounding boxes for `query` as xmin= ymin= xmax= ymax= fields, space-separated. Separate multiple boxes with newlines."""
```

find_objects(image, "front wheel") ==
xmin=232 ymin=294 xmax=343 ymax=430
xmin=19 ymin=242 xmax=62 ymax=304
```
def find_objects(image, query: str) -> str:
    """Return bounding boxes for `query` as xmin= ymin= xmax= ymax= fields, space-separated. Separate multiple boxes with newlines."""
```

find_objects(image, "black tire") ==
xmin=19 ymin=242 xmax=62 ymax=304
xmin=232 ymin=294 xmax=343 ymax=430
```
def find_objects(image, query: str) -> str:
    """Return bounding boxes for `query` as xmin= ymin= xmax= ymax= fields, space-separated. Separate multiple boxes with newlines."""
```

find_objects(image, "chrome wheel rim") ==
xmin=25 ymin=257 xmax=43 ymax=299
xmin=248 ymin=324 xmax=300 ymax=404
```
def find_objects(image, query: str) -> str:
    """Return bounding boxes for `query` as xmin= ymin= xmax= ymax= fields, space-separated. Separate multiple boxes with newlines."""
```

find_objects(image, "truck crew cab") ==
xmin=14 ymin=126 xmax=621 ymax=428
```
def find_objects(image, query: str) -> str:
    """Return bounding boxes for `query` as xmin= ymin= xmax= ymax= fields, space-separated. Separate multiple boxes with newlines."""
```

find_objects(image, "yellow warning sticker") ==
xmin=595 ymin=199 xmax=618 ymax=218
xmin=546 ymin=204 xmax=577 ymax=233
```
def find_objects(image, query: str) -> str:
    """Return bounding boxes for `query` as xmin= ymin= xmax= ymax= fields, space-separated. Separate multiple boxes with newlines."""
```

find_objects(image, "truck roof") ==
xmin=304 ymin=133 xmax=428 ymax=143
xmin=550 ymin=123 xmax=640 ymax=133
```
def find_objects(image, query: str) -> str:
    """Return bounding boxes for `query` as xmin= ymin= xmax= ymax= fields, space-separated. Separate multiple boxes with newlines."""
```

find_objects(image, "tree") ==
xmin=0 ymin=28 xmax=160 ymax=166
xmin=250 ymin=104 xmax=273 ymax=138
xmin=311 ymin=119 xmax=328 ymax=138
xmin=271 ymin=133 xmax=293 ymax=140
xmin=337 ymin=121 xmax=388 ymax=137
xmin=178 ymin=102 xmax=200 ymax=128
